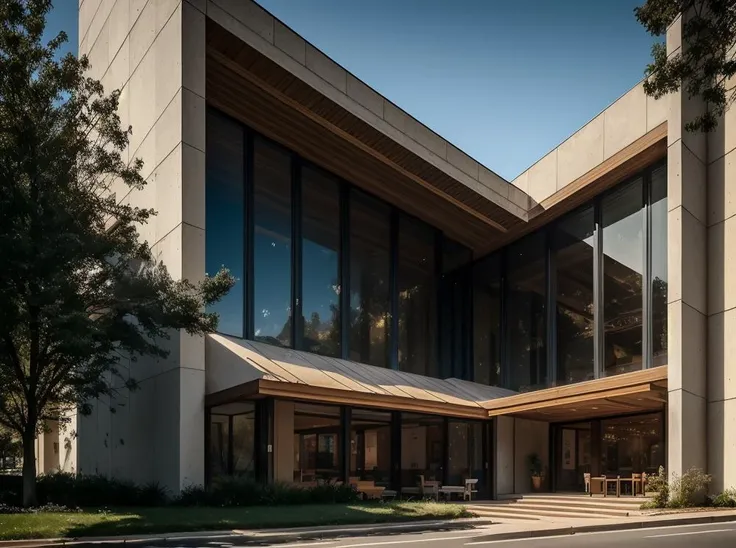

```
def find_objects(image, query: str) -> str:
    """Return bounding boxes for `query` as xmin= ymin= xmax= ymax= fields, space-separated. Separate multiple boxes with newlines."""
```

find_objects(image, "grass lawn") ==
xmin=0 ymin=502 xmax=473 ymax=540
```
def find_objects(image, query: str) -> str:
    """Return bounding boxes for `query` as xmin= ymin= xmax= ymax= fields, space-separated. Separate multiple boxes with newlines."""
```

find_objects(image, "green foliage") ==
xmin=635 ymin=0 xmax=736 ymax=132
xmin=641 ymin=466 xmax=713 ymax=509
xmin=669 ymin=467 xmax=712 ymax=508
xmin=708 ymin=488 xmax=736 ymax=507
xmin=526 ymin=453 xmax=543 ymax=476
xmin=0 ymin=1 xmax=234 ymax=505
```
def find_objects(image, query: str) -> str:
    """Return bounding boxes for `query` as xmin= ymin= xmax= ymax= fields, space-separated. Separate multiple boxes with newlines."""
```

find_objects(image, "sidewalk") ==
xmin=1 ymin=510 xmax=735 ymax=547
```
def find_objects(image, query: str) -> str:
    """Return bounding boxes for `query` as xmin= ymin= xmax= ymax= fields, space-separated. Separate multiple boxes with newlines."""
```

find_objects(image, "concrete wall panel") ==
xmin=557 ymin=115 xmax=604 ymax=190
xmin=527 ymin=151 xmax=557 ymax=204
xmin=603 ymin=85 xmax=647 ymax=160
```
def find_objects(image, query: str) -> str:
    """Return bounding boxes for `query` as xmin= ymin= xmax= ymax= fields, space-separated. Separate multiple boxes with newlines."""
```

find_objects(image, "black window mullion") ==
xmin=244 ymin=131 xmax=255 ymax=339
xmin=292 ymin=156 xmax=303 ymax=350
xmin=340 ymin=185 xmax=351 ymax=359
xmin=546 ymin=229 xmax=557 ymax=387
xmin=500 ymin=247 xmax=509 ymax=388
xmin=643 ymin=169 xmax=652 ymax=369
xmin=435 ymin=231 xmax=445 ymax=376
xmin=388 ymin=209 xmax=399 ymax=370
xmin=593 ymin=200 xmax=604 ymax=379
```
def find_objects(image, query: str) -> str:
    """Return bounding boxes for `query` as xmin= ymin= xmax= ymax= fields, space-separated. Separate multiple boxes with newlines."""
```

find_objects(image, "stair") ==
xmin=465 ymin=494 xmax=652 ymax=522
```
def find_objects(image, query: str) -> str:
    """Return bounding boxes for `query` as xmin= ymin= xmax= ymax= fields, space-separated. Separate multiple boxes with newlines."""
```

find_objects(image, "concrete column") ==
xmin=666 ymin=13 xmax=709 ymax=480
xmin=706 ymin=39 xmax=736 ymax=493
xmin=495 ymin=416 xmax=514 ymax=496
xmin=273 ymin=401 xmax=295 ymax=483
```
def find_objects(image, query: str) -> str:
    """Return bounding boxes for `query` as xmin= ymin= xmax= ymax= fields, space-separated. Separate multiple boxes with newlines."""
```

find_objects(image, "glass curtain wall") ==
xmin=554 ymin=206 xmax=595 ymax=385
xmin=205 ymin=112 xmax=244 ymax=337
xmin=400 ymin=413 xmax=445 ymax=487
xmin=472 ymin=255 xmax=501 ymax=386
xmin=349 ymin=191 xmax=391 ymax=368
xmin=350 ymin=409 xmax=392 ymax=486
xmin=650 ymin=166 xmax=668 ymax=366
xmin=507 ymin=232 xmax=547 ymax=391
xmin=207 ymin=402 xmax=256 ymax=481
xmin=301 ymin=166 xmax=341 ymax=357
xmin=447 ymin=421 xmax=485 ymax=493
xmin=253 ymin=138 xmax=292 ymax=347
xmin=293 ymin=403 xmax=341 ymax=483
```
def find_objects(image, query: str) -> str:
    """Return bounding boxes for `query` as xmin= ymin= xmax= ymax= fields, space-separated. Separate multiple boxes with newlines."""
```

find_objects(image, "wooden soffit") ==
xmin=482 ymin=366 xmax=668 ymax=422
xmin=205 ymin=20 xmax=527 ymax=252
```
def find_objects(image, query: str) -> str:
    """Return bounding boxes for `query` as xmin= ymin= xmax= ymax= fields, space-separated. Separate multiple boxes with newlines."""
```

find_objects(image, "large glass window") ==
xmin=253 ymin=138 xmax=292 ymax=347
xmin=205 ymin=112 xmax=244 ymax=337
xmin=601 ymin=413 xmax=664 ymax=477
xmin=302 ymin=166 xmax=341 ymax=357
xmin=400 ymin=413 xmax=444 ymax=489
xmin=473 ymin=256 xmax=501 ymax=386
xmin=602 ymin=179 xmax=644 ymax=377
xmin=349 ymin=191 xmax=391 ymax=368
xmin=350 ymin=409 xmax=392 ymax=487
xmin=554 ymin=206 xmax=595 ymax=385
xmin=650 ymin=167 xmax=668 ymax=367
xmin=293 ymin=403 xmax=341 ymax=483
xmin=397 ymin=217 xmax=438 ymax=377
xmin=208 ymin=402 xmax=256 ymax=481
xmin=447 ymin=421 xmax=485 ymax=495
xmin=507 ymin=232 xmax=547 ymax=391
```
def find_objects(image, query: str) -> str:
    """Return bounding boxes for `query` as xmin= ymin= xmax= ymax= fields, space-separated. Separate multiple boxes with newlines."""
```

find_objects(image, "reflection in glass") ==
xmin=208 ymin=402 xmax=256 ymax=480
xmin=293 ymin=403 xmax=341 ymax=483
xmin=400 ymin=413 xmax=444 ymax=489
xmin=507 ymin=232 xmax=547 ymax=391
xmin=208 ymin=414 xmax=229 ymax=480
xmin=473 ymin=256 xmax=501 ymax=386
xmin=397 ymin=217 xmax=438 ymax=377
xmin=205 ymin=111 xmax=244 ymax=337
xmin=602 ymin=179 xmax=644 ymax=376
xmin=650 ymin=167 xmax=668 ymax=366
xmin=350 ymin=409 xmax=392 ymax=487
xmin=601 ymin=413 xmax=664 ymax=477
xmin=253 ymin=138 xmax=292 ymax=347
xmin=448 ymin=421 xmax=485 ymax=496
xmin=302 ymin=167 xmax=341 ymax=357
xmin=349 ymin=191 xmax=391 ymax=367
xmin=555 ymin=207 xmax=595 ymax=385
xmin=232 ymin=412 xmax=256 ymax=475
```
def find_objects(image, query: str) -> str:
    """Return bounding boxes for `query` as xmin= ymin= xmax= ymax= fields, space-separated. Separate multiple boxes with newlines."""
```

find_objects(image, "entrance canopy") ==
xmin=205 ymin=334 xmax=515 ymax=419
xmin=481 ymin=367 xmax=667 ymax=422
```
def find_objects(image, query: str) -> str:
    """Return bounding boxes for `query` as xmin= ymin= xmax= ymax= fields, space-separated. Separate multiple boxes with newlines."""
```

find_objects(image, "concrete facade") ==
xmin=73 ymin=0 xmax=735 ymax=496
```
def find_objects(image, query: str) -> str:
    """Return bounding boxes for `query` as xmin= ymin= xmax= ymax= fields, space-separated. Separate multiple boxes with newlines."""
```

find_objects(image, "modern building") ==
xmin=59 ymin=0 xmax=733 ymax=497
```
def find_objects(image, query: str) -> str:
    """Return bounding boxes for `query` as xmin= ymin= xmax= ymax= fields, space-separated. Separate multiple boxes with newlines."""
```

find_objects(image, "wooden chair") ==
xmin=424 ymin=480 xmax=440 ymax=501
xmin=586 ymin=473 xmax=606 ymax=496
xmin=631 ymin=473 xmax=643 ymax=496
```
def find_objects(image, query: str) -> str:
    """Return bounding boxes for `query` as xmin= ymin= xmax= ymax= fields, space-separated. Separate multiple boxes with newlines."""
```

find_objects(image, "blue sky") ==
xmin=48 ymin=0 xmax=655 ymax=179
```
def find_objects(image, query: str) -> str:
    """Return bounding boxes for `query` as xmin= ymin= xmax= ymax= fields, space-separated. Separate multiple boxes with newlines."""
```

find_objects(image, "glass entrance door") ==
xmin=554 ymin=422 xmax=591 ymax=492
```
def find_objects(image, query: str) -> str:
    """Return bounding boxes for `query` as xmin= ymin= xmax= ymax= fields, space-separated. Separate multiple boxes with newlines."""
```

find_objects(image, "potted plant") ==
xmin=527 ymin=453 xmax=544 ymax=491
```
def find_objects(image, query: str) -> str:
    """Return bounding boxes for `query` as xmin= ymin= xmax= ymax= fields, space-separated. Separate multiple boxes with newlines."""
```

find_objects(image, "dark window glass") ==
xmin=350 ymin=409 xmax=392 ymax=488
xmin=207 ymin=402 xmax=256 ymax=480
xmin=400 ymin=413 xmax=445 ymax=490
xmin=208 ymin=414 xmax=229 ymax=480
xmin=232 ymin=411 xmax=256 ymax=476
xmin=205 ymin=112 xmax=244 ymax=337
xmin=602 ymin=179 xmax=644 ymax=376
xmin=443 ymin=237 xmax=473 ymax=273
xmin=302 ymin=167 xmax=341 ymax=357
xmin=397 ymin=217 xmax=438 ymax=377
xmin=349 ymin=191 xmax=391 ymax=367
xmin=439 ymin=237 xmax=472 ymax=379
xmin=507 ymin=232 xmax=547 ymax=391
xmin=650 ymin=167 xmax=667 ymax=366
xmin=601 ymin=413 xmax=664 ymax=477
xmin=555 ymin=207 xmax=595 ymax=385
xmin=472 ymin=255 xmax=501 ymax=386
xmin=253 ymin=138 xmax=292 ymax=347
xmin=293 ymin=403 xmax=341 ymax=483
xmin=448 ymin=421 xmax=485 ymax=497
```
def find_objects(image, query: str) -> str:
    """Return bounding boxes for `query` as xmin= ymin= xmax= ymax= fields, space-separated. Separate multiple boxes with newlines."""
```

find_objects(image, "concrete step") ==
xmin=514 ymin=498 xmax=647 ymax=512
xmin=465 ymin=504 xmax=616 ymax=520
xmin=515 ymin=495 xmax=650 ymax=508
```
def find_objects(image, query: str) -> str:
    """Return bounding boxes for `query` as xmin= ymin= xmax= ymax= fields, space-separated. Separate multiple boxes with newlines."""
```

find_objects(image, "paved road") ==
xmin=214 ymin=522 xmax=736 ymax=548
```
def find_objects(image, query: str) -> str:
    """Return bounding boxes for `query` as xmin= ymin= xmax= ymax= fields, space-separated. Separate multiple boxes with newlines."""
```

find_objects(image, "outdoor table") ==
xmin=604 ymin=476 xmax=621 ymax=497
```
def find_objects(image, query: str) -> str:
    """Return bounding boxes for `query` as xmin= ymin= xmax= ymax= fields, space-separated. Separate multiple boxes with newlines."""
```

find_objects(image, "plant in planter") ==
xmin=527 ymin=453 xmax=544 ymax=492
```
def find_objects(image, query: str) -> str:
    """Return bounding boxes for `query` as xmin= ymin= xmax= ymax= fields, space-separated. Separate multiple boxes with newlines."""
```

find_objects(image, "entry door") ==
xmin=554 ymin=424 xmax=591 ymax=492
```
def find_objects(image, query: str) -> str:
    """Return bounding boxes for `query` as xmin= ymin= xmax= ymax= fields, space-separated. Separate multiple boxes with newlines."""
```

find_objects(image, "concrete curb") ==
xmin=470 ymin=513 xmax=736 ymax=543
xmin=0 ymin=518 xmax=494 ymax=547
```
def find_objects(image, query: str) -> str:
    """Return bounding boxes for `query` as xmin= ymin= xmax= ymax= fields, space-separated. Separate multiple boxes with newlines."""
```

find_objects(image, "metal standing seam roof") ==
xmin=206 ymin=333 xmax=516 ymax=410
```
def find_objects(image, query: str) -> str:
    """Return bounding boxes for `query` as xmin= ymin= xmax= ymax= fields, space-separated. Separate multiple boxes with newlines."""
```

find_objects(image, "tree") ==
xmin=636 ymin=0 xmax=736 ymax=132
xmin=0 ymin=1 xmax=234 ymax=506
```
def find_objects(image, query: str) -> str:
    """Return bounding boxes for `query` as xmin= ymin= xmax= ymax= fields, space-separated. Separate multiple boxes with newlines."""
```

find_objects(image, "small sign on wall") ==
xmin=562 ymin=429 xmax=576 ymax=471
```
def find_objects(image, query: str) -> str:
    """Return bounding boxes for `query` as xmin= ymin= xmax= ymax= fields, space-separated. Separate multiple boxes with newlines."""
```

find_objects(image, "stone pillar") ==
xmin=494 ymin=416 xmax=514 ymax=496
xmin=666 ymin=14 xmax=709 ymax=480
xmin=706 ymin=44 xmax=736 ymax=492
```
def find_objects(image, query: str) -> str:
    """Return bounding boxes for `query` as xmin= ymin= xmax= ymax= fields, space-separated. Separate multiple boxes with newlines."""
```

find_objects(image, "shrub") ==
xmin=175 ymin=484 xmax=211 ymax=507
xmin=709 ymin=488 xmax=736 ymax=508
xmin=669 ymin=467 xmax=712 ymax=508
xmin=138 ymin=482 xmax=169 ymax=506
xmin=0 ymin=503 xmax=81 ymax=514
xmin=37 ymin=473 xmax=141 ymax=507
xmin=642 ymin=466 xmax=669 ymax=509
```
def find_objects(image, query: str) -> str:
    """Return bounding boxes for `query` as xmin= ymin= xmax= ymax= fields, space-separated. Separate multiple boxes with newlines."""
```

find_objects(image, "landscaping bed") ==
xmin=0 ymin=502 xmax=473 ymax=540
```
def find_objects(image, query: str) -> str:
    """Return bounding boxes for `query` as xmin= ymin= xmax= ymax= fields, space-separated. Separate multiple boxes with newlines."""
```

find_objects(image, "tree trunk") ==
xmin=22 ymin=428 xmax=38 ymax=507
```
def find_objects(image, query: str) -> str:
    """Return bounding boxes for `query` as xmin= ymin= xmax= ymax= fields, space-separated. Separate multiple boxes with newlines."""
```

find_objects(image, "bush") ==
xmin=642 ymin=466 xmax=669 ymax=509
xmin=709 ymin=488 xmax=736 ymax=508
xmin=0 ymin=503 xmax=81 ymax=514
xmin=669 ymin=467 xmax=712 ymax=508
xmin=37 ymin=472 xmax=142 ymax=507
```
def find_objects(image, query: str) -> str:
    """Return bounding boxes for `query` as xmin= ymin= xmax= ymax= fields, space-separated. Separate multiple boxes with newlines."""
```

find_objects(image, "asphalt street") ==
xmin=142 ymin=522 xmax=736 ymax=548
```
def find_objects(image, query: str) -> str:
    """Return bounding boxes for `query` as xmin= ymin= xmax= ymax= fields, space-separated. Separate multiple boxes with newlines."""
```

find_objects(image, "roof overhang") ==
xmin=482 ymin=366 xmax=668 ymax=422
xmin=205 ymin=334 xmax=515 ymax=420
